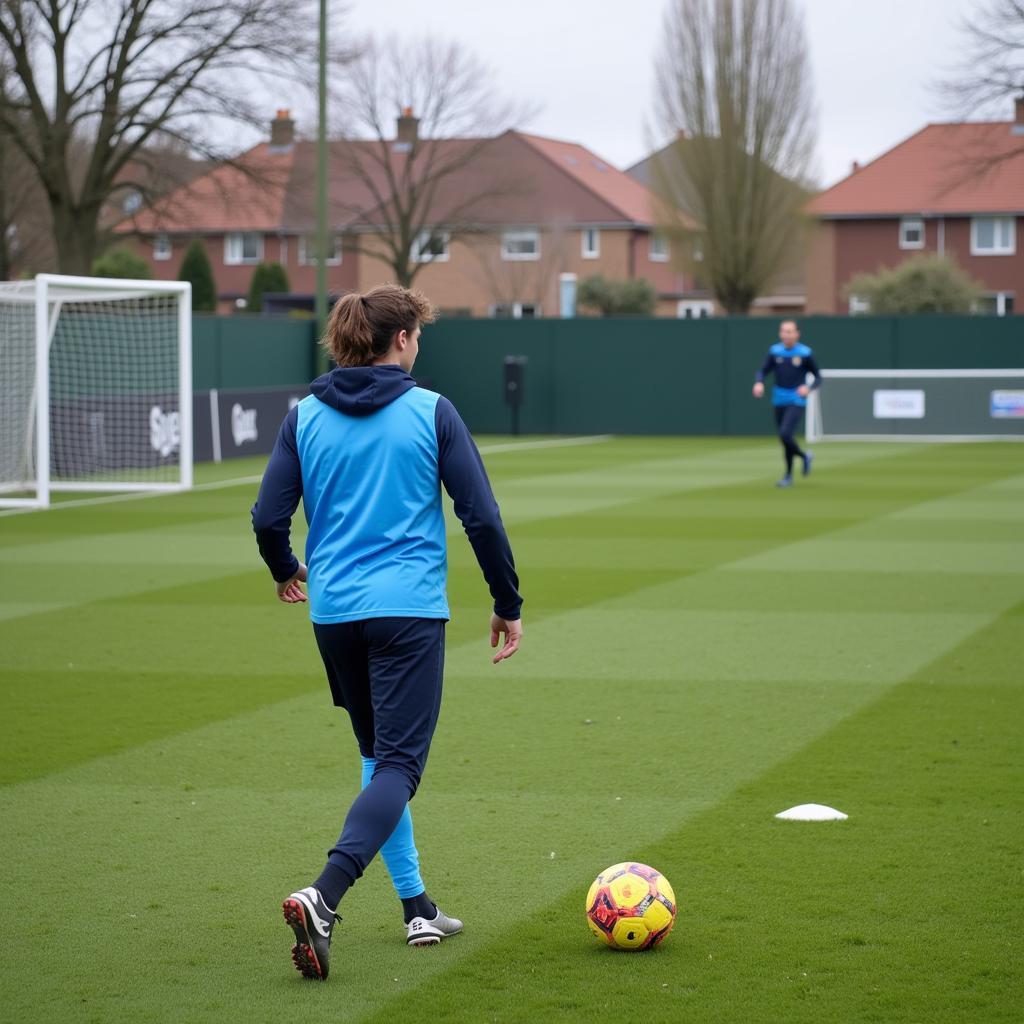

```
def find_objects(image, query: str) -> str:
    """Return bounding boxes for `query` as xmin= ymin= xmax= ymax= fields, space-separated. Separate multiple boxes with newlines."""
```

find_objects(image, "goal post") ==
xmin=806 ymin=369 xmax=1024 ymax=443
xmin=0 ymin=274 xmax=192 ymax=508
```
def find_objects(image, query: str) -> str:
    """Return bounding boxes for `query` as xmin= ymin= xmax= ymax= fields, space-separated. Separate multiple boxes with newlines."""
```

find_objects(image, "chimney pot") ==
xmin=851 ymin=160 xmax=860 ymax=173
xmin=396 ymin=108 xmax=419 ymax=147
xmin=270 ymin=109 xmax=295 ymax=151
xmin=1015 ymin=94 xmax=1024 ymax=124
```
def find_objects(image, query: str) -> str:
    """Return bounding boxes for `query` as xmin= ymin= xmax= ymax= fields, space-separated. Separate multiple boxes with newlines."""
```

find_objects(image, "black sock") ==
xmin=313 ymin=859 xmax=356 ymax=912
xmin=401 ymin=891 xmax=436 ymax=924
xmin=784 ymin=451 xmax=794 ymax=476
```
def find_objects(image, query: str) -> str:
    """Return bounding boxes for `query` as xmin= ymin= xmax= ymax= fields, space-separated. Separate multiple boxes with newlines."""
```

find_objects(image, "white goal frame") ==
xmin=0 ymin=273 xmax=192 ymax=508
xmin=805 ymin=368 xmax=1024 ymax=443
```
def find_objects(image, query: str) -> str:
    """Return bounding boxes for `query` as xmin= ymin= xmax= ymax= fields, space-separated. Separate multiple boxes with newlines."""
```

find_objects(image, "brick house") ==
xmin=806 ymin=100 xmax=1024 ymax=315
xmin=120 ymin=111 xmax=697 ymax=317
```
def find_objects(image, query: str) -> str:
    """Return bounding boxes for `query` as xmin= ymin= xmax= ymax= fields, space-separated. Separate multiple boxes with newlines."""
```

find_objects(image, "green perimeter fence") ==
xmin=193 ymin=315 xmax=1023 ymax=436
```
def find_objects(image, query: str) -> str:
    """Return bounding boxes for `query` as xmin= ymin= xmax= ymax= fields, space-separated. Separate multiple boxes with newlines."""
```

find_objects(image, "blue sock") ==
xmin=361 ymin=756 xmax=426 ymax=902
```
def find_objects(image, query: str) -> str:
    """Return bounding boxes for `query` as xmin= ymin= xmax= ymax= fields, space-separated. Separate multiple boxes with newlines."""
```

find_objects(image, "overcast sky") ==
xmin=322 ymin=0 xmax=984 ymax=187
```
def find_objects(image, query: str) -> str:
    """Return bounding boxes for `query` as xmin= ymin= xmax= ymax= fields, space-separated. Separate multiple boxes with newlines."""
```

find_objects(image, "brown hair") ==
xmin=322 ymin=284 xmax=438 ymax=367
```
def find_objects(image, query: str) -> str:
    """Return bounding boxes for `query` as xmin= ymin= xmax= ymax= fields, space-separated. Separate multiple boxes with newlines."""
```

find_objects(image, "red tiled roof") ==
xmin=808 ymin=122 xmax=1024 ymax=217
xmin=120 ymin=131 xmax=667 ymax=235
xmin=125 ymin=144 xmax=295 ymax=233
xmin=516 ymin=133 xmax=665 ymax=225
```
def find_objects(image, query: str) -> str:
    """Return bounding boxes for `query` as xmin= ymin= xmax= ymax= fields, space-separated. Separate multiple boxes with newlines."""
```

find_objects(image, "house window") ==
xmin=123 ymin=190 xmax=143 ymax=214
xmin=899 ymin=217 xmax=924 ymax=250
xmin=153 ymin=233 xmax=172 ymax=261
xmin=975 ymin=292 xmax=1015 ymax=316
xmin=692 ymin=237 xmax=704 ymax=262
xmin=848 ymin=294 xmax=872 ymax=315
xmin=677 ymin=300 xmax=713 ymax=319
xmin=971 ymin=216 xmax=1015 ymax=256
xmin=501 ymin=229 xmax=540 ymax=261
xmin=581 ymin=228 xmax=600 ymax=259
xmin=489 ymin=302 xmax=540 ymax=319
xmin=649 ymin=232 xmax=670 ymax=262
xmin=298 ymin=234 xmax=342 ymax=265
xmin=224 ymin=232 xmax=263 ymax=265
xmin=412 ymin=230 xmax=450 ymax=263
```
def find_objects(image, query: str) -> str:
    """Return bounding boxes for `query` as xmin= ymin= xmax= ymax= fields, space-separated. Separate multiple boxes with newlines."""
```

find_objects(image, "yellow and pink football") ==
xmin=585 ymin=862 xmax=677 ymax=951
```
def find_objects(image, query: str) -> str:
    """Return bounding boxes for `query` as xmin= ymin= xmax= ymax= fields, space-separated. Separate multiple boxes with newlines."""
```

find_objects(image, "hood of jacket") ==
xmin=309 ymin=363 xmax=417 ymax=417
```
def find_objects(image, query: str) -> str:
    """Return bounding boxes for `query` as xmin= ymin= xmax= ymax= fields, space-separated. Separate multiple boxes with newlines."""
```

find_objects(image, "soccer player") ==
xmin=251 ymin=284 xmax=523 ymax=981
xmin=752 ymin=319 xmax=822 ymax=487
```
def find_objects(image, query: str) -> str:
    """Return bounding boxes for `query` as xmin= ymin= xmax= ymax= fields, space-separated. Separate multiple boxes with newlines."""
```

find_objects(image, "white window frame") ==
xmin=224 ymin=232 xmax=263 ymax=265
xmin=899 ymin=217 xmax=925 ymax=250
xmin=848 ymin=294 xmax=872 ymax=315
xmin=153 ymin=233 xmax=172 ymax=261
xmin=975 ymin=291 xmax=1015 ymax=317
xmin=501 ymin=229 xmax=541 ymax=262
xmin=677 ymin=299 xmax=713 ymax=319
xmin=123 ymin=190 xmax=143 ymax=214
xmin=412 ymin=230 xmax=450 ymax=264
xmin=488 ymin=302 xmax=541 ymax=319
xmin=970 ymin=216 xmax=1016 ymax=256
xmin=298 ymin=234 xmax=342 ymax=266
xmin=649 ymin=232 xmax=670 ymax=262
xmin=581 ymin=227 xmax=600 ymax=260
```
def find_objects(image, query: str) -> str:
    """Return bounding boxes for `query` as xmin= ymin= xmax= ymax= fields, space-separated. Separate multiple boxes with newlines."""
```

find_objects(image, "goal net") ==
xmin=806 ymin=369 xmax=1024 ymax=442
xmin=0 ymin=274 xmax=192 ymax=508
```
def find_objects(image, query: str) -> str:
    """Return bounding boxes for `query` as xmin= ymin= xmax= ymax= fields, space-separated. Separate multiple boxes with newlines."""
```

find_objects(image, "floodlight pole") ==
xmin=315 ymin=0 xmax=329 ymax=373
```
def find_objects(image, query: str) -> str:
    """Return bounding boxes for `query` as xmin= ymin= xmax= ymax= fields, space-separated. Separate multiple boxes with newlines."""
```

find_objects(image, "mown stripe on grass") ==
xmin=1 ymin=445 xmax=993 ymax=783
xmin=352 ymin=602 xmax=1024 ymax=1024
xmin=0 ymin=444 xmax=1021 ymax=1023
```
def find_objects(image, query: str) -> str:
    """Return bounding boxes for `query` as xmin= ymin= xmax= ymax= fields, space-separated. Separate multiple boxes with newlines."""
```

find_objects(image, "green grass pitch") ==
xmin=1 ymin=436 xmax=1021 ymax=1023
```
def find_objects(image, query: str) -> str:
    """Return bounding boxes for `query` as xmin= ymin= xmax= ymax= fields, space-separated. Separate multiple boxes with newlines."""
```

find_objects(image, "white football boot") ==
xmin=406 ymin=906 xmax=463 ymax=947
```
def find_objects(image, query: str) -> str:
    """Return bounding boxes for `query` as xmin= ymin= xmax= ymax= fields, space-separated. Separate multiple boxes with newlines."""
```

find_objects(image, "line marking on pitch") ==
xmin=477 ymin=435 xmax=612 ymax=455
xmin=0 ymin=436 xmax=613 ymax=518
xmin=0 ymin=475 xmax=264 ymax=516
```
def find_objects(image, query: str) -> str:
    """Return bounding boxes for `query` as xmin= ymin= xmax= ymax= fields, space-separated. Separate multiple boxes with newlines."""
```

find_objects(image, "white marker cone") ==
xmin=775 ymin=803 xmax=848 ymax=821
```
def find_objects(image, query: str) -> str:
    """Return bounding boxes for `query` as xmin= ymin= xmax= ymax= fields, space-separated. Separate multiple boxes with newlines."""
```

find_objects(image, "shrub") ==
xmin=91 ymin=247 xmax=152 ymax=279
xmin=246 ymin=261 xmax=290 ymax=313
xmin=577 ymin=275 xmax=656 ymax=316
xmin=844 ymin=254 xmax=984 ymax=314
xmin=178 ymin=240 xmax=217 ymax=312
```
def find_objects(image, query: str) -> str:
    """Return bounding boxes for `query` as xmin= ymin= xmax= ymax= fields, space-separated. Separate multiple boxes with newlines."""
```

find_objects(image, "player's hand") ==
xmin=797 ymin=385 xmax=810 ymax=397
xmin=490 ymin=614 xmax=522 ymax=664
xmin=752 ymin=382 xmax=764 ymax=398
xmin=276 ymin=563 xmax=307 ymax=604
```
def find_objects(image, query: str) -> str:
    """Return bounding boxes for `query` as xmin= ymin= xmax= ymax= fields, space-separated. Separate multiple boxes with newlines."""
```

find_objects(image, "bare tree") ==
xmin=0 ymin=117 xmax=53 ymax=277
xmin=941 ymin=0 xmax=1024 ymax=116
xmin=0 ymin=0 xmax=327 ymax=275
xmin=653 ymin=0 xmax=816 ymax=313
xmin=937 ymin=0 xmax=1024 ymax=182
xmin=330 ymin=35 xmax=528 ymax=288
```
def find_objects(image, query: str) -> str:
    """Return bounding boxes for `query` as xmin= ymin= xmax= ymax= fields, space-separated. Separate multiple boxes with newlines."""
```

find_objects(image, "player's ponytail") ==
xmin=322 ymin=284 xmax=438 ymax=368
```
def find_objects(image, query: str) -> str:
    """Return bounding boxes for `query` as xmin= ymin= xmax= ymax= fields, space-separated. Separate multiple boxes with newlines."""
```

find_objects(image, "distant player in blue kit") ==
xmin=251 ymin=284 xmax=523 ymax=981
xmin=752 ymin=319 xmax=822 ymax=488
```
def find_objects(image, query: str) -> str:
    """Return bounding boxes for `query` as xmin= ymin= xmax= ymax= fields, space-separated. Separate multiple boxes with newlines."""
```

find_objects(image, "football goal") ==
xmin=806 ymin=369 xmax=1024 ymax=442
xmin=0 ymin=274 xmax=192 ymax=508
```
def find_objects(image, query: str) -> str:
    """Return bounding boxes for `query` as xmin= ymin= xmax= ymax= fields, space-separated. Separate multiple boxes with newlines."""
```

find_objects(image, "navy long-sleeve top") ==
xmin=251 ymin=364 xmax=522 ymax=623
